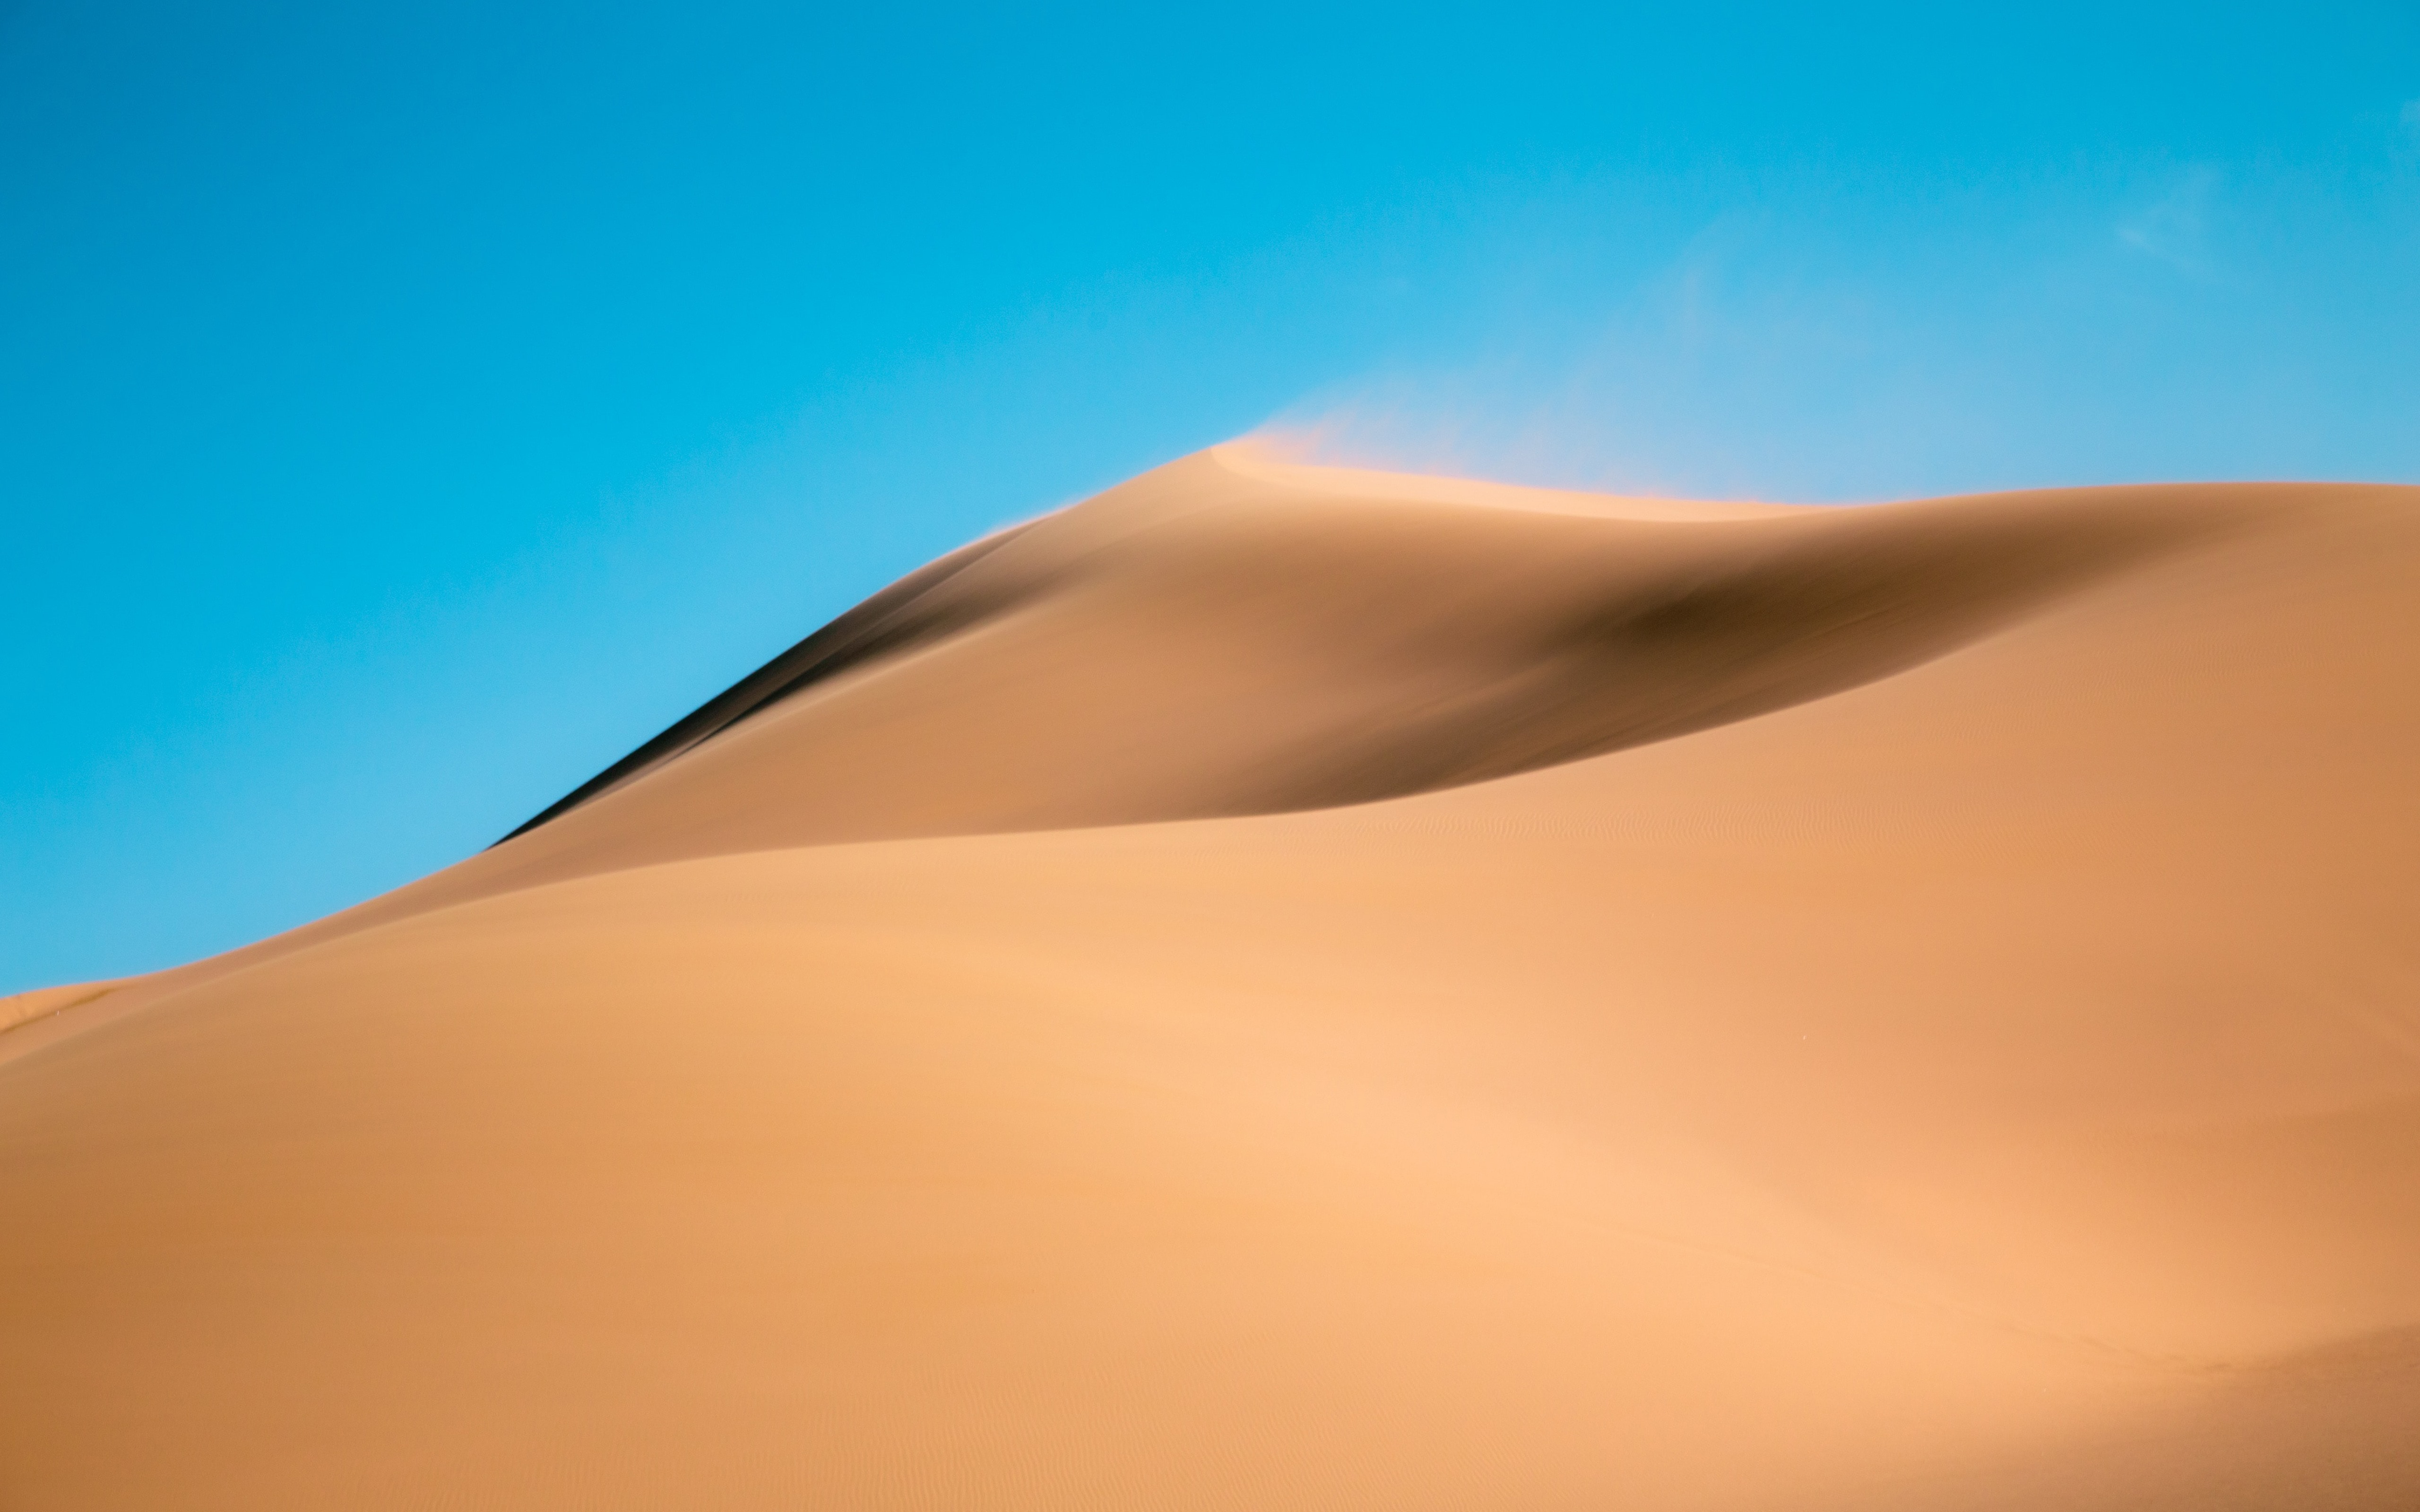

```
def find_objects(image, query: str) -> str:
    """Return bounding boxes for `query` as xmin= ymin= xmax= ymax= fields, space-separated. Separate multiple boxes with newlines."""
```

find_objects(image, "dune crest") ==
xmin=4 ymin=451 xmax=2417 ymax=1511
xmin=462 ymin=448 xmax=2238 ymax=894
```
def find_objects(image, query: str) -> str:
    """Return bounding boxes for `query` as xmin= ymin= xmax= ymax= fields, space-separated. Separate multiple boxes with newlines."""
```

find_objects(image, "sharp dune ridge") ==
xmin=4 ymin=446 xmax=2418 ymax=1509
xmin=493 ymin=520 xmax=1049 ymax=845
xmin=501 ymin=446 xmax=2229 ymax=851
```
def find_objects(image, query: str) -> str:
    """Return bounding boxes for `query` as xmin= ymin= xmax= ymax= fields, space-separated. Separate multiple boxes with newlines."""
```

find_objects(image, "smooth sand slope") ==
xmin=4 ymin=446 xmax=2417 ymax=1510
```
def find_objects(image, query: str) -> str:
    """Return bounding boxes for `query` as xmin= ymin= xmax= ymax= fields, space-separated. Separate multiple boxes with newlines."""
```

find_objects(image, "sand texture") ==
xmin=4 ymin=446 xmax=2418 ymax=1509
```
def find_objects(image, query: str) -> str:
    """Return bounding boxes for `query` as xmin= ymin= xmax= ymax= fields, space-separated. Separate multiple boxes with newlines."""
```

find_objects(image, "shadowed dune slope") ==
xmin=3 ymin=448 xmax=2417 ymax=1511
xmin=477 ymin=447 xmax=2223 ymax=880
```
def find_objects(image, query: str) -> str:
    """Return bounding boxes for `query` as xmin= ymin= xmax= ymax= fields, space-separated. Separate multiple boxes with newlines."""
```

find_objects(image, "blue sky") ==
xmin=6 ymin=1 xmax=2418 ymax=990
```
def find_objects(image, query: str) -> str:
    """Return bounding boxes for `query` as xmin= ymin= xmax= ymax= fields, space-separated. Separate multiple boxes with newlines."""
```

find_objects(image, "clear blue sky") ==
xmin=7 ymin=1 xmax=2418 ymax=990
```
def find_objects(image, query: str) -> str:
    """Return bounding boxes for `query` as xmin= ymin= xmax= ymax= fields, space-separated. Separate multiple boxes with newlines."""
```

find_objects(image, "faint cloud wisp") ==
xmin=2117 ymin=165 xmax=2222 ymax=275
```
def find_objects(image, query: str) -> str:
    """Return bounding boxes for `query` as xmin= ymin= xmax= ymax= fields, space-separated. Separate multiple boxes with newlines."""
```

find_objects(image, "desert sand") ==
xmin=3 ymin=444 xmax=2416 ymax=1509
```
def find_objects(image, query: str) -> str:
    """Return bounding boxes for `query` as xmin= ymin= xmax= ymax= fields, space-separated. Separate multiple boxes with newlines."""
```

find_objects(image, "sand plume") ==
xmin=3 ymin=447 xmax=2416 ymax=1510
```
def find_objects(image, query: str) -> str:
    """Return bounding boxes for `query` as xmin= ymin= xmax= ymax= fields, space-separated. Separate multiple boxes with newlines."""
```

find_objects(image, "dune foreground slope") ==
xmin=6 ymin=446 xmax=2420 ymax=1510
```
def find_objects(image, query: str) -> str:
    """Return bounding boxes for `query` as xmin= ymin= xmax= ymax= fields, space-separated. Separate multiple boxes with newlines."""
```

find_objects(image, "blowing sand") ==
xmin=4 ymin=445 xmax=2416 ymax=1509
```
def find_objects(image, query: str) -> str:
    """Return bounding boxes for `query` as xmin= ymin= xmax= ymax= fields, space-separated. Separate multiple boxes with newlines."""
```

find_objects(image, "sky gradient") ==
xmin=7 ymin=0 xmax=2419 ymax=989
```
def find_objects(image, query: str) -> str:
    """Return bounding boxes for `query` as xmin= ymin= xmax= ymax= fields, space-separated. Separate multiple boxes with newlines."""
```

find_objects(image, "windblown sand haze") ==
xmin=4 ymin=444 xmax=2417 ymax=1509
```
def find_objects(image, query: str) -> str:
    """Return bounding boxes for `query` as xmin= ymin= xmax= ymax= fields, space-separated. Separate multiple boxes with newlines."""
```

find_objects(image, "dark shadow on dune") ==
xmin=496 ymin=521 xmax=1043 ymax=844
xmin=504 ymin=487 xmax=2233 ymax=848
xmin=1226 ymin=506 xmax=2209 ymax=815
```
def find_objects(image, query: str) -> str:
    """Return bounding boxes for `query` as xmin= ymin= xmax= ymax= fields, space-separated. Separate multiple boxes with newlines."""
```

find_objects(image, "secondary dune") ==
xmin=3 ymin=445 xmax=2416 ymax=1510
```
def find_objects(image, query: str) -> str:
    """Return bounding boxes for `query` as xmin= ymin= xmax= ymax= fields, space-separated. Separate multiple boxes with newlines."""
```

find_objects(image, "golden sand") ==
xmin=5 ymin=447 xmax=2415 ymax=1508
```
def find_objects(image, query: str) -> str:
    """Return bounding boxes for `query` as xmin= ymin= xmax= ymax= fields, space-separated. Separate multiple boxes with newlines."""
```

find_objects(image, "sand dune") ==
xmin=4 ymin=445 xmax=2417 ymax=1509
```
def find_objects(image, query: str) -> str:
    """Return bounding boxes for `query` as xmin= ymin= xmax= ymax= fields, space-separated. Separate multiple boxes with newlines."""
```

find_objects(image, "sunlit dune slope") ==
xmin=476 ymin=447 xmax=2210 ymax=883
xmin=3 ymin=446 xmax=2417 ymax=1511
